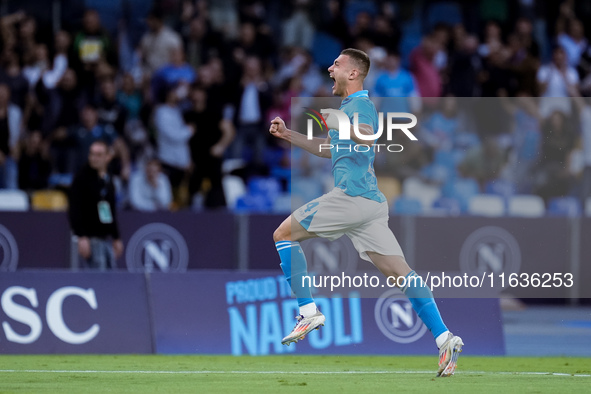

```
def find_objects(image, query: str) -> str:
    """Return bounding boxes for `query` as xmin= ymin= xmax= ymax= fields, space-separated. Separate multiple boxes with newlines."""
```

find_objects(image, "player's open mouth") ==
xmin=330 ymin=75 xmax=335 ymax=89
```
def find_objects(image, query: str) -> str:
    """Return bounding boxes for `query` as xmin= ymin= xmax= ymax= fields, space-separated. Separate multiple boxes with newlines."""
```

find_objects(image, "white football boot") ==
xmin=437 ymin=332 xmax=464 ymax=377
xmin=281 ymin=310 xmax=326 ymax=346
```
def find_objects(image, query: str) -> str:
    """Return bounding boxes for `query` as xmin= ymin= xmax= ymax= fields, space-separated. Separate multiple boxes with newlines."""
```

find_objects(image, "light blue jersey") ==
xmin=329 ymin=90 xmax=386 ymax=203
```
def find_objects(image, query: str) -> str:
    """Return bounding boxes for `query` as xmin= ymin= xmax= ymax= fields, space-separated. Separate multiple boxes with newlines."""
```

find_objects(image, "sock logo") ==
xmin=374 ymin=288 xmax=427 ymax=344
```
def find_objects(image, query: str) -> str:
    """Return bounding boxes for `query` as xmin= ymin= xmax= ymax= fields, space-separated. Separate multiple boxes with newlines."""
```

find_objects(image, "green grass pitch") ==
xmin=0 ymin=355 xmax=589 ymax=393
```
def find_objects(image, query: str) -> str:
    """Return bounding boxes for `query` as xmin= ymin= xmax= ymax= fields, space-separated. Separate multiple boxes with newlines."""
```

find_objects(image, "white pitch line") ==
xmin=0 ymin=370 xmax=588 ymax=377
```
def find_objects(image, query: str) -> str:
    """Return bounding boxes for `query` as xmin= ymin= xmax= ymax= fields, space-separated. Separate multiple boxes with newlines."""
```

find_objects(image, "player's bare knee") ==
xmin=273 ymin=225 xmax=290 ymax=243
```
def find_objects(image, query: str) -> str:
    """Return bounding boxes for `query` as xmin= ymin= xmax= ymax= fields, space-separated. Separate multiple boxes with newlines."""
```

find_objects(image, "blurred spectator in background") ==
xmin=421 ymin=95 xmax=461 ymax=153
xmin=228 ymin=21 xmax=275 ymax=69
xmin=97 ymin=78 xmax=131 ymax=180
xmin=534 ymin=111 xmax=576 ymax=202
xmin=48 ymin=69 xmax=83 ymax=173
xmin=154 ymin=87 xmax=194 ymax=206
xmin=296 ymin=51 xmax=324 ymax=97
xmin=480 ymin=42 xmax=512 ymax=97
xmin=478 ymin=20 xmax=503 ymax=59
xmin=140 ymin=11 xmax=183 ymax=75
xmin=117 ymin=73 xmax=142 ymax=120
xmin=97 ymin=78 xmax=127 ymax=136
xmin=447 ymin=34 xmax=482 ymax=97
xmin=129 ymin=157 xmax=172 ymax=211
xmin=320 ymin=0 xmax=350 ymax=47
xmin=0 ymin=83 xmax=22 ymax=189
xmin=68 ymin=105 xmax=129 ymax=179
xmin=9 ymin=13 xmax=39 ymax=63
xmin=557 ymin=18 xmax=587 ymax=68
xmin=151 ymin=47 xmax=196 ymax=103
xmin=459 ymin=138 xmax=506 ymax=189
xmin=507 ymin=32 xmax=540 ymax=96
xmin=23 ymin=44 xmax=50 ymax=88
xmin=183 ymin=16 xmax=224 ymax=69
xmin=18 ymin=130 xmax=51 ymax=191
xmin=410 ymin=34 xmax=442 ymax=103
xmin=23 ymin=31 xmax=71 ymax=121
xmin=282 ymin=1 xmax=315 ymax=50
xmin=374 ymin=134 xmax=430 ymax=182
xmin=537 ymin=46 xmax=579 ymax=117
xmin=50 ymin=69 xmax=82 ymax=134
xmin=514 ymin=17 xmax=540 ymax=58
xmin=571 ymin=95 xmax=591 ymax=203
xmin=231 ymin=56 xmax=271 ymax=165
xmin=116 ymin=73 xmax=148 ymax=163
xmin=502 ymin=94 xmax=541 ymax=193
xmin=25 ymin=31 xmax=71 ymax=135
xmin=184 ymin=83 xmax=234 ymax=209
xmin=0 ymin=54 xmax=29 ymax=111
xmin=374 ymin=50 xmax=421 ymax=113
xmin=431 ymin=23 xmax=450 ymax=71
xmin=72 ymin=9 xmax=116 ymax=101
xmin=68 ymin=140 xmax=123 ymax=270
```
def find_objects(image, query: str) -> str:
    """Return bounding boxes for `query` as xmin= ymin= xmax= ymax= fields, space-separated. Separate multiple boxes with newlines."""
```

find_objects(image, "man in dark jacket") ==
xmin=68 ymin=140 xmax=123 ymax=269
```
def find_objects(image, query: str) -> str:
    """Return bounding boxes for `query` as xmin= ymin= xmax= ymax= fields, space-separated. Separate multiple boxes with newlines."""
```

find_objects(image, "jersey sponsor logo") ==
xmin=459 ymin=226 xmax=522 ymax=288
xmin=374 ymin=288 xmax=428 ymax=344
xmin=125 ymin=223 xmax=189 ymax=273
xmin=0 ymin=224 xmax=18 ymax=272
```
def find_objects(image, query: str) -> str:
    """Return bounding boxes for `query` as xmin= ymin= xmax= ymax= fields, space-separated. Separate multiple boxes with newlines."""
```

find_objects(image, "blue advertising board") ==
xmin=0 ymin=271 xmax=505 ymax=355
xmin=0 ymin=272 xmax=153 ymax=354
xmin=150 ymin=271 xmax=504 ymax=356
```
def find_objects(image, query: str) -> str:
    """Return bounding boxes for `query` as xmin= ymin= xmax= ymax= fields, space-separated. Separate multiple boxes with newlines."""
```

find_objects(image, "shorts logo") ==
xmin=459 ymin=226 xmax=521 ymax=288
xmin=374 ymin=289 xmax=427 ymax=344
xmin=125 ymin=223 xmax=189 ymax=273
xmin=302 ymin=237 xmax=358 ymax=275
xmin=0 ymin=224 xmax=18 ymax=271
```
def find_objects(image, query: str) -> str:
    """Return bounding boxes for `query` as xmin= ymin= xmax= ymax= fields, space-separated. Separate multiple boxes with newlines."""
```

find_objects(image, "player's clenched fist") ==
xmin=269 ymin=117 xmax=287 ymax=138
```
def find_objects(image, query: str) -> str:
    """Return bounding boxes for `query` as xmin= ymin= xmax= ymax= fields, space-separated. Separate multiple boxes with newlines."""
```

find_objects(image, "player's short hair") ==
xmin=340 ymin=48 xmax=371 ymax=78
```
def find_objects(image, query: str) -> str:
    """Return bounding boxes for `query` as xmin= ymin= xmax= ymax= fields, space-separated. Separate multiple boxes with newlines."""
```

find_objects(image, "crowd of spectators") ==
xmin=0 ymin=0 xmax=590 ymax=213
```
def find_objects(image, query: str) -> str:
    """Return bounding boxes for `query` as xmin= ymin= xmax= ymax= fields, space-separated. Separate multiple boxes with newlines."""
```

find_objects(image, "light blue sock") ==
xmin=402 ymin=270 xmax=448 ymax=339
xmin=276 ymin=241 xmax=314 ymax=307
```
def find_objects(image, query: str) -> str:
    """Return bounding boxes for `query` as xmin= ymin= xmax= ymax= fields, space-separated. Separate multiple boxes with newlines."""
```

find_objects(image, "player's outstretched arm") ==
xmin=269 ymin=117 xmax=331 ymax=158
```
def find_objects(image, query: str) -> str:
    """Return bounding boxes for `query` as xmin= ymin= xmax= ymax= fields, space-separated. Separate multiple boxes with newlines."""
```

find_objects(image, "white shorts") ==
xmin=293 ymin=188 xmax=404 ymax=262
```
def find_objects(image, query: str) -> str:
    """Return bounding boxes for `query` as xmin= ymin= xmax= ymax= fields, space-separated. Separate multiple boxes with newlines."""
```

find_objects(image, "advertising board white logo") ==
xmin=1 ymin=286 xmax=99 ymax=344
xmin=125 ymin=223 xmax=189 ymax=272
xmin=374 ymin=288 xmax=427 ymax=344
xmin=0 ymin=224 xmax=18 ymax=272
xmin=459 ymin=226 xmax=521 ymax=285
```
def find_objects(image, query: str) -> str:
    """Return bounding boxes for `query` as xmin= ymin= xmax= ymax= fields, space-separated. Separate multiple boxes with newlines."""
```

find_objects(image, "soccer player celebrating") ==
xmin=269 ymin=48 xmax=464 ymax=377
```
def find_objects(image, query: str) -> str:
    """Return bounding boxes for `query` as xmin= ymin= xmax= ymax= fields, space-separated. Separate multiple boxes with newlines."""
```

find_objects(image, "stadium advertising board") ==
xmin=0 ymin=271 xmax=503 ymax=355
xmin=412 ymin=217 xmax=580 ymax=298
xmin=119 ymin=211 xmax=236 ymax=271
xmin=0 ymin=272 xmax=153 ymax=354
xmin=0 ymin=212 xmax=236 ymax=272
xmin=149 ymin=271 xmax=504 ymax=356
xmin=0 ymin=212 xmax=71 ymax=270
